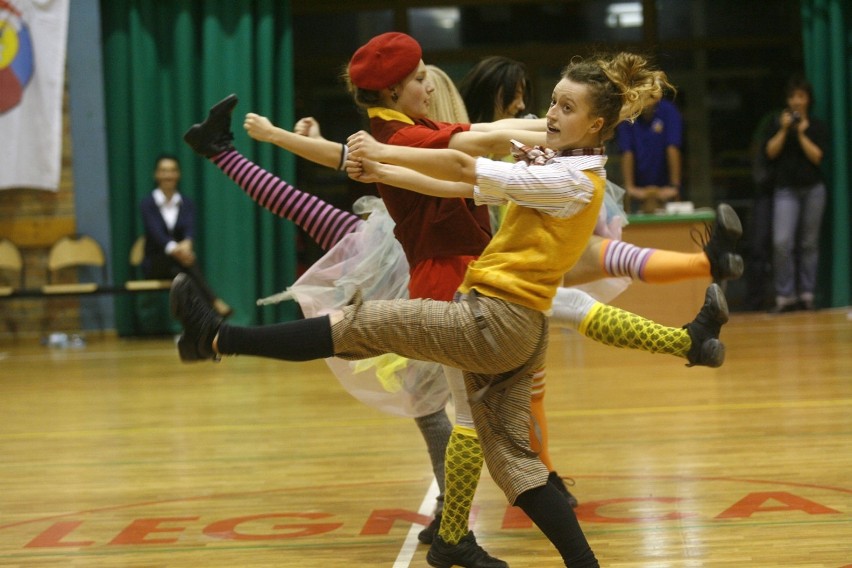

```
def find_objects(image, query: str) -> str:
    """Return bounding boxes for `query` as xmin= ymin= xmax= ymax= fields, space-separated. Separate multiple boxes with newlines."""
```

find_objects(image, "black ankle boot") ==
xmin=697 ymin=203 xmax=744 ymax=283
xmin=183 ymin=94 xmax=238 ymax=158
xmin=683 ymin=283 xmax=729 ymax=367
xmin=170 ymin=273 xmax=223 ymax=362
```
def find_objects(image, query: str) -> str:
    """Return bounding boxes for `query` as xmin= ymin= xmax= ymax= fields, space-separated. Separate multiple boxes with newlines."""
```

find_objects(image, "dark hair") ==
xmin=154 ymin=153 xmax=180 ymax=170
xmin=785 ymin=74 xmax=814 ymax=107
xmin=459 ymin=56 xmax=529 ymax=123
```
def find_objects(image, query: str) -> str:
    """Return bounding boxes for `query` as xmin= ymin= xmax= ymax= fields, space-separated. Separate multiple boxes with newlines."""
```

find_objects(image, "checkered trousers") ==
xmin=331 ymin=294 xmax=551 ymax=502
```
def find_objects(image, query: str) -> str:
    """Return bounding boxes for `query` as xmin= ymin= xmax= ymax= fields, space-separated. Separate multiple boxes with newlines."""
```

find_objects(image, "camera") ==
xmin=790 ymin=111 xmax=801 ymax=124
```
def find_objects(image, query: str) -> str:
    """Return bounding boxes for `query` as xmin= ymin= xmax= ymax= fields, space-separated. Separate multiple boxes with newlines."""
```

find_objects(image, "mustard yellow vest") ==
xmin=458 ymin=171 xmax=605 ymax=312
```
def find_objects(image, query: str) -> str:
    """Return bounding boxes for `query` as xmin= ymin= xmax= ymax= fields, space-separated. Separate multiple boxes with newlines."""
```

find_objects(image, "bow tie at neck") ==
xmin=510 ymin=140 xmax=605 ymax=165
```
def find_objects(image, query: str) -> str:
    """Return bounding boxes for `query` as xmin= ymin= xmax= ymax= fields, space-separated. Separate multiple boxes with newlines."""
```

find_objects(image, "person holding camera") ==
xmin=762 ymin=74 xmax=829 ymax=313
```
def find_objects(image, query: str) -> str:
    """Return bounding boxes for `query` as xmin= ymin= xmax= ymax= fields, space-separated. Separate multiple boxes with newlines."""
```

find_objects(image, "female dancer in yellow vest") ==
xmin=173 ymin=51 xmax=729 ymax=567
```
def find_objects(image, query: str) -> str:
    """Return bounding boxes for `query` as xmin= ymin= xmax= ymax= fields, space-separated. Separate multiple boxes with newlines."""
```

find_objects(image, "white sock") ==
xmin=549 ymin=287 xmax=597 ymax=329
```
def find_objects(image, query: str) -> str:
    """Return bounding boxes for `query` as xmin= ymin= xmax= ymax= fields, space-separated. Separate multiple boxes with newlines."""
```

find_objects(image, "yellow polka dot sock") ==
xmin=579 ymin=302 xmax=691 ymax=358
xmin=438 ymin=425 xmax=483 ymax=545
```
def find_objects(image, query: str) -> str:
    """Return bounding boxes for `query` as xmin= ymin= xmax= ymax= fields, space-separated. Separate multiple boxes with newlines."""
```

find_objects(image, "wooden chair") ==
xmin=42 ymin=234 xmax=107 ymax=294
xmin=40 ymin=234 xmax=108 ymax=335
xmin=0 ymin=238 xmax=24 ymax=297
xmin=126 ymin=236 xmax=173 ymax=291
xmin=129 ymin=235 xmax=146 ymax=268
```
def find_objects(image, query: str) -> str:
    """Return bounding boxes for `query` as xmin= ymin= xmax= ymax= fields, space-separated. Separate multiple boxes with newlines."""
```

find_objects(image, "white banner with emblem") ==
xmin=0 ymin=0 xmax=69 ymax=191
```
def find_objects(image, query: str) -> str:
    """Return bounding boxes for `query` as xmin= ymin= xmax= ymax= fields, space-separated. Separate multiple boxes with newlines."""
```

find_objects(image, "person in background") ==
xmin=459 ymin=55 xmax=530 ymax=123
xmin=763 ymin=74 xmax=829 ymax=313
xmin=458 ymin=55 xmax=533 ymax=234
xmin=616 ymin=96 xmax=684 ymax=213
xmin=425 ymin=64 xmax=471 ymax=124
xmin=140 ymin=154 xmax=232 ymax=318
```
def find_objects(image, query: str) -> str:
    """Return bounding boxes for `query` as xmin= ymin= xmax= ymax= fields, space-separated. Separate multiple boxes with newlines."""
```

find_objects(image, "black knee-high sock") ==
xmin=217 ymin=316 xmax=334 ymax=361
xmin=514 ymin=480 xmax=598 ymax=567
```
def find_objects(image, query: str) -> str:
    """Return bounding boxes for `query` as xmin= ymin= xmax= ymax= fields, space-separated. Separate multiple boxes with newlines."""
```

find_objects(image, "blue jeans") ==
xmin=772 ymin=183 xmax=826 ymax=302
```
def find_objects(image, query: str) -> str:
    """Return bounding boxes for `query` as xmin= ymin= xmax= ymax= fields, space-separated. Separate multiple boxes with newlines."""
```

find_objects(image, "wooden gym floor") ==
xmin=0 ymin=308 xmax=850 ymax=567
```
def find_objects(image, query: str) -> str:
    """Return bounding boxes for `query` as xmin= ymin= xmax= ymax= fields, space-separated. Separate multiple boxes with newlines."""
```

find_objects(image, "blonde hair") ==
xmin=562 ymin=52 xmax=675 ymax=142
xmin=425 ymin=65 xmax=470 ymax=123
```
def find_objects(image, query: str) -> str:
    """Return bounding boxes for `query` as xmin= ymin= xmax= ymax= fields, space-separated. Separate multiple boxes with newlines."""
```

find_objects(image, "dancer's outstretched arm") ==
xmin=471 ymin=117 xmax=546 ymax=132
xmin=244 ymin=114 xmax=545 ymax=170
xmin=348 ymin=131 xmax=477 ymax=185
xmin=244 ymin=113 xmax=345 ymax=170
xmin=352 ymin=157 xmax=474 ymax=199
xmin=245 ymin=106 xmax=544 ymax=172
xmin=449 ymin=117 xmax=546 ymax=157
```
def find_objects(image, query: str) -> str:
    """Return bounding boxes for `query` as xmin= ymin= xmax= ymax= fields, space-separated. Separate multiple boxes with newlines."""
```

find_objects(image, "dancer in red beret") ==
xmin=347 ymin=32 xmax=552 ymax=568
xmin=188 ymin=31 xmax=548 ymax=568
xmin=343 ymin=32 xmax=547 ymax=568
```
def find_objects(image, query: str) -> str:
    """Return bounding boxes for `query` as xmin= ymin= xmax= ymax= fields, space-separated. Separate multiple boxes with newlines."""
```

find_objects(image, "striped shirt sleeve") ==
xmin=472 ymin=156 xmax=599 ymax=218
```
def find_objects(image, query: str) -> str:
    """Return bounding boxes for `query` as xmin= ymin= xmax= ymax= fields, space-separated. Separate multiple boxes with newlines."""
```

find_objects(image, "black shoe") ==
xmin=418 ymin=513 xmax=441 ymax=545
xmin=683 ymin=283 xmax=729 ymax=368
xmin=694 ymin=203 xmax=744 ymax=283
xmin=548 ymin=471 xmax=579 ymax=508
xmin=427 ymin=532 xmax=508 ymax=568
xmin=183 ymin=94 xmax=238 ymax=158
xmin=170 ymin=273 xmax=223 ymax=362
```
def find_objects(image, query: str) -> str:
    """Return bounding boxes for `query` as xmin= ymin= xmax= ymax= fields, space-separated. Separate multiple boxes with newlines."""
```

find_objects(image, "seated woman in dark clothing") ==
xmin=140 ymin=153 xmax=232 ymax=317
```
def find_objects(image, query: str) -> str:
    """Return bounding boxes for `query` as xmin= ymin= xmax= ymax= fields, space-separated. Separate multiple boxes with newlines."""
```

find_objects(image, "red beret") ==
xmin=348 ymin=32 xmax=423 ymax=91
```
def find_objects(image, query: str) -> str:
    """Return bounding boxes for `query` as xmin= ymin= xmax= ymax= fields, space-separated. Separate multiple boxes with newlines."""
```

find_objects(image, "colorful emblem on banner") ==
xmin=0 ymin=0 xmax=34 ymax=114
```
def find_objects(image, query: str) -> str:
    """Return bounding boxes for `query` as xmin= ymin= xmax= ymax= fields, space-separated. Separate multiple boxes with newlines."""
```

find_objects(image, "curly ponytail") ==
xmin=562 ymin=53 xmax=675 ymax=142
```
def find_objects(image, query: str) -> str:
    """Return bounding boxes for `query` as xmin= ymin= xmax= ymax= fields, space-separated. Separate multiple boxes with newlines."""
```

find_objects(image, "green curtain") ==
xmin=801 ymin=0 xmax=851 ymax=308
xmin=100 ymin=0 xmax=298 ymax=335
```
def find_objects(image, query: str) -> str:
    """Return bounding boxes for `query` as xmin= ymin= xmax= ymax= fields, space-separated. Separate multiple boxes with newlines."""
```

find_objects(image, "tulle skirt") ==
xmin=258 ymin=197 xmax=450 ymax=418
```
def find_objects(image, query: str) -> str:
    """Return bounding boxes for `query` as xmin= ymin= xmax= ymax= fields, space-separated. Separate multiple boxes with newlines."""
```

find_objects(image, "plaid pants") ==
xmin=331 ymin=293 xmax=550 ymax=502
